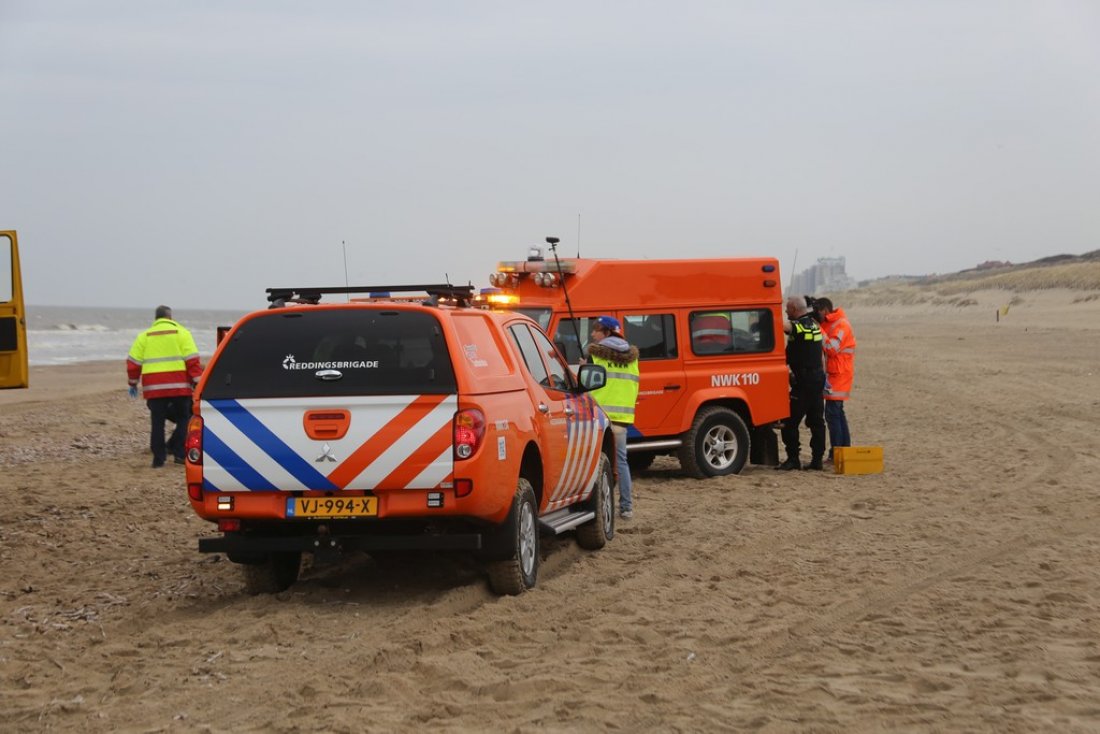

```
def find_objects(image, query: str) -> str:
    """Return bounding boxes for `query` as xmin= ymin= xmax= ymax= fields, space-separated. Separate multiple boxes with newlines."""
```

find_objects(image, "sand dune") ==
xmin=2 ymin=290 xmax=1099 ymax=732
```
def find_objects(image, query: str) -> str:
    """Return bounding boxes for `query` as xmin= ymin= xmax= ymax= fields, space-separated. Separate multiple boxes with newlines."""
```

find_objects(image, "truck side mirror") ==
xmin=216 ymin=325 xmax=232 ymax=345
xmin=576 ymin=363 xmax=606 ymax=392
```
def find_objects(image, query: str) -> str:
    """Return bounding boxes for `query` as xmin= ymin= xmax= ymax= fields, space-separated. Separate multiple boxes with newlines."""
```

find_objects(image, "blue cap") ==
xmin=596 ymin=316 xmax=622 ymax=335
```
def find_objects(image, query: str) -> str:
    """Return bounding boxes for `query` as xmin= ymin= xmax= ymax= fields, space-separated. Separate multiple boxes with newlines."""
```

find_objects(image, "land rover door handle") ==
xmin=538 ymin=403 xmax=550 ymax=414
xmin=664 ymin=384 xmax=681 ymax=390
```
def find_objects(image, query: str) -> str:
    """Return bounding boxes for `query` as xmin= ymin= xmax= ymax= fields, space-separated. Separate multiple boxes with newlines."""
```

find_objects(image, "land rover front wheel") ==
xmin=678 ymin=407 xmax=750 ymax=478
xmin=487 ymin=479 xmax=539 ymax=595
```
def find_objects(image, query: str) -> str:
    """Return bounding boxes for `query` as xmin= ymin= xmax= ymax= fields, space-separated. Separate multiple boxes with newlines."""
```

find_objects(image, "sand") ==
xmin=2 ymin=290 xmax=1099 ymax=732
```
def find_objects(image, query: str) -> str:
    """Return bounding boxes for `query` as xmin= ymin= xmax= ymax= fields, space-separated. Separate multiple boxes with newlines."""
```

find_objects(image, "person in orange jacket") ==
xmin=814 ymin=297 xmax=856 ymax=459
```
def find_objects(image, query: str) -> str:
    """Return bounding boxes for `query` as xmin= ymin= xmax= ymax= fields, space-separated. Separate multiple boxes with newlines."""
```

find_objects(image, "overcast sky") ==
xmin=2 ymin=1 xmax=1098 ymax=310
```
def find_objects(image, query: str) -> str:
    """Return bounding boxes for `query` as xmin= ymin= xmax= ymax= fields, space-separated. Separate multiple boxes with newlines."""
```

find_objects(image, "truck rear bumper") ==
xmin=199 ymin=532 xmax=483 ymax=555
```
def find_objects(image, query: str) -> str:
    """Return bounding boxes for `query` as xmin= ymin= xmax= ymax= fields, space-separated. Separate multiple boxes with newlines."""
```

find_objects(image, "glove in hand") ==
xmin=128 ymin=386 xmax=139 ymax=398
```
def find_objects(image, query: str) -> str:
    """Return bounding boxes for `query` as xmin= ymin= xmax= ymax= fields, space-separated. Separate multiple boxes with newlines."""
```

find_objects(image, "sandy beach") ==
xmin=2 ymin=289 xmax=1099 ymax=732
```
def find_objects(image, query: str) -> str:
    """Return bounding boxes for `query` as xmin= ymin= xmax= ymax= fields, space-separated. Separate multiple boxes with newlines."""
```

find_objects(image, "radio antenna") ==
xmin=342 ymin=240 xmax=351 ymax=302
xmin=547 ymin=235 xmax=583 ymax=362
xmin=787 ymin=247 xmax=799 ymax=294
xmin=576 ymin=214 xmax=581 ymax=258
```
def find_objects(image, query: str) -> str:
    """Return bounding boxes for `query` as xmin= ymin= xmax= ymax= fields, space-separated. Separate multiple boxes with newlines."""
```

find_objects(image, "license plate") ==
xmin=286 ymin=496 xmax=378 ymax=519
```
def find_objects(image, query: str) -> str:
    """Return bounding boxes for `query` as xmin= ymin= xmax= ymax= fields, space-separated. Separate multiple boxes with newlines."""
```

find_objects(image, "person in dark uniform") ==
xmin=777 ymin=296 xmax=826 ymax=470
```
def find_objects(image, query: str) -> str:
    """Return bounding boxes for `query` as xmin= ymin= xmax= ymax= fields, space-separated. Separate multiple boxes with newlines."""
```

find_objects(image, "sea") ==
xmin=25 ymin=305 xmax=250 ymax=366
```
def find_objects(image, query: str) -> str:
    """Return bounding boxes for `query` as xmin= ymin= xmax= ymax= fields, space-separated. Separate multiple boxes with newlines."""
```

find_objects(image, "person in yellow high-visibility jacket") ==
xmin=126 ymin=306 xmax=203 ymax=468
xmin=585 ymin=316 xmax=640 ymax=519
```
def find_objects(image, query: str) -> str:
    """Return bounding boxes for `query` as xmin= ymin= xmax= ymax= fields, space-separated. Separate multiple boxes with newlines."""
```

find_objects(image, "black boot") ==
xmin=776 ymin=457 xmax=801 ymax=471
xmin=805 ymin=457 xmax=824 ymax=471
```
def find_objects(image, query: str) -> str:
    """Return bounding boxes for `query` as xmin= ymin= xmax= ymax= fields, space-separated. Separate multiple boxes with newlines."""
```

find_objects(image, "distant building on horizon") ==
xmin=789 ymin=256 xmax=857 ymax=297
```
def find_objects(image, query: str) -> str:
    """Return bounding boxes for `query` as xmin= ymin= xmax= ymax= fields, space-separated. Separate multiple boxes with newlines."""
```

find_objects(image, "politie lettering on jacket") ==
xmin=711 ymin=372 xmax=761 ymax=387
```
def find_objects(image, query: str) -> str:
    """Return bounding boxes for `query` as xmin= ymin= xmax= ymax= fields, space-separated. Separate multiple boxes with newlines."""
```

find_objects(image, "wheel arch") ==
xmin=520 ymin=441 xmax=544 ymax=508
xmin=601 ymin=426 xmax=615 ymax=462
xmin=688 ymin=396 xmax=752 ymax=430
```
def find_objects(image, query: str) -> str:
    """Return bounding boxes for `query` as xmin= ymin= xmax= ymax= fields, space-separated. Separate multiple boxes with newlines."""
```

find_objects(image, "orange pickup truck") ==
xmin=185 ymin=284 xmax=614 ymax=595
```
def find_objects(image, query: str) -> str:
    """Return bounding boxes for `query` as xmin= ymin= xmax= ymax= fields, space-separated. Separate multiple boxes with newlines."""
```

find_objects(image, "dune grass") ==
xmin=932 ymin=261 xmax=1100 ymax=294
xmin=840 ymin=261 xmax=1100 ymax=306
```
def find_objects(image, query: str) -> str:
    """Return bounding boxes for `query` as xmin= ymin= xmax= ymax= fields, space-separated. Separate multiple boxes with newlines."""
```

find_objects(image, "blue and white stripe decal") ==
xmin=199 ymin=395 xmax=457 ymax=493
xmin=203 ymin=399 xmax=339 ymax=491
xmin=201 ymin=427 xmax=278 ymax=491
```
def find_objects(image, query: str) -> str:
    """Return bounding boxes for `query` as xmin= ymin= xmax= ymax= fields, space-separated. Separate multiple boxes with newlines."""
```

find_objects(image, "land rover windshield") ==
xmin=500 ymin=306 xmax=551 ymax=330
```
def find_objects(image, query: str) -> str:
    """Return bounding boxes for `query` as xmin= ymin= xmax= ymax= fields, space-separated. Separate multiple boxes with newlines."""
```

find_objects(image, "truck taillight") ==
xmin=186 ymin=415 xmax=204 ymax=464
xmin=454 ymin=409 xmax=485 ymax=460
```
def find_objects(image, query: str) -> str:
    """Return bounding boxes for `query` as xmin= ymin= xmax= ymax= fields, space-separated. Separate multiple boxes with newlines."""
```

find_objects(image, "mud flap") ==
xmin=477 ymin=496 xmax=520 ymax=562
xmin=750 ymin=425 xmax=779 ymax=466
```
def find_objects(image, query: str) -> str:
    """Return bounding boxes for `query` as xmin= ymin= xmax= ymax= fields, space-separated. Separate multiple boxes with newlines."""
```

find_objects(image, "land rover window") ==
xmin=511 ymin=307 xmax=551 ymax=330
xmin=624 ymin=313 xmax=677 ymax=360
xmin=508 ymin=323 xmax=550 ymax=387
xmin=529 ymin=327 xmax=574 ymax=391
xmin=203 ymin=309 xmax=457 ymax=398
xmin=551 ymin=316 xmax=600 ymax=364
xmin=689 ymin=309 xmax=774 ymax=356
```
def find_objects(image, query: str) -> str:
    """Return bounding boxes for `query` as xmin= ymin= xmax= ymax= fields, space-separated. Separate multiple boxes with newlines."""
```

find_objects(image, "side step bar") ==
xmin=627 ymin=439 xmax=682 ymax=452
xmin=539 ymin=508 xmax=595 ymax=535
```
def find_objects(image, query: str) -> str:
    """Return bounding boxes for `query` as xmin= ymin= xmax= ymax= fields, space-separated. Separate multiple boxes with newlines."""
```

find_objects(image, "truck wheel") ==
xmin=243 ymin=552 xmax=301 ymax=595
xmin=627 ymin=451 xmax=656 ymax=473
xmin=677 ymin=407 xmax=750 ymax=478
xmin=487 ymin=479 xmax=539 ymax=595
xmin=577 ymin=453 xmax=615 ymax=550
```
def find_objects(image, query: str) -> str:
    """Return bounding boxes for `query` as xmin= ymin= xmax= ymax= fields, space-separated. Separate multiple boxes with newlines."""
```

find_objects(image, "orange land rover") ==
xmin=484 ymin=248 xmax=789 ymax=477
xmin=185 ymin=285 xmax=614 ymax=595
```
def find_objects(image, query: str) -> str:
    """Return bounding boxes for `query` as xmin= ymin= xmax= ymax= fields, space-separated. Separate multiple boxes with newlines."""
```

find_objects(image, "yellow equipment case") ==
xmin=833 ymin=446 xmax=884 ymax=475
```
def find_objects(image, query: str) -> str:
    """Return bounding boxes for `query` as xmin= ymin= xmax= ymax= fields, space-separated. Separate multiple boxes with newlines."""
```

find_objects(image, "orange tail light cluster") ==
xmin=186 ymin=415 xmax=204 ymax=464
xmin=186 ymin=415 xmax=204 ymax=502
xmin=453 ymin=409 xmax=485 ymax=460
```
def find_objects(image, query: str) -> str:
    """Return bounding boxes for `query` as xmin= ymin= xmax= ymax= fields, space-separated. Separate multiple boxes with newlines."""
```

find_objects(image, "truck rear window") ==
xmin=203 ymin=309 xmax=457 ymax=399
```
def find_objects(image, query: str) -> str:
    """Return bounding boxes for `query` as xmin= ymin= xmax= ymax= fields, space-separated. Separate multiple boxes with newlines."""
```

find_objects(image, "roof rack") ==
xmin=266 ymin=284 xmax=476 ymax=308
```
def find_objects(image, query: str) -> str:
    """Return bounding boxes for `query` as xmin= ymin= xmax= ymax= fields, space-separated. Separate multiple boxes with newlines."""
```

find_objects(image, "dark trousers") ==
xmin=825 ymin=400 xmax=851 ymax=453
xmin=782 ymin=377 xmax=826 ymax=462
xmin=148 ymin=396 xmax=191 ymax=465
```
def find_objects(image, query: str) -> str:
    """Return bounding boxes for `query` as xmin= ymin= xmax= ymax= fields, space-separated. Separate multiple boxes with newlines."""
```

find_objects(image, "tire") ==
xmin=576 ymin=453 xmax=615 ymax=550
xmin=243 ymin=552 xmax=301 ymax=595
xmin=487 ymin=479 xmax=539 ymax=595
xmin=677 ymin=406 xmax=750 ymax=478
xmin=626 ymin=451 xmax=656 ymax=474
